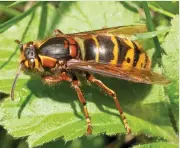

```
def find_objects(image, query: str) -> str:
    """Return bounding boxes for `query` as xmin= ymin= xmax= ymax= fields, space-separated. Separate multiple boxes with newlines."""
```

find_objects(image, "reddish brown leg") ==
xmin=72 ymin=79 xmax=92 ymax=135
xmin=87 ymin=74 xmax=131 ymax=134
xmin=54 ymin=29 xmax=64 ymax=36
xmin=42 ymin=72 xmax=72 ymax=84
xmin=43 ymin=73 xmax=92 ymax=134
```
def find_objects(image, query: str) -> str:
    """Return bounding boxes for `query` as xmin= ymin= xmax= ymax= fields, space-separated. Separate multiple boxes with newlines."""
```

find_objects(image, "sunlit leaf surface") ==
xmin=0 ymin=2 xmax=178 ymax=147
xmin=162 ymin=16 xmax=179 ymax=132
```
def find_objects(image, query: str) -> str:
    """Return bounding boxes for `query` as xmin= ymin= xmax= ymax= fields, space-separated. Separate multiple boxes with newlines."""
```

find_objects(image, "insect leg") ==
xmin=72 ymin=76 xmax=92 ymax=135
xmin=42 ymin=72 xmax=72 ymax=84
xmin=87 ymin=74 xmax=131 ymax=134
xmin=43 ymin=73 xmax=92 ymax=134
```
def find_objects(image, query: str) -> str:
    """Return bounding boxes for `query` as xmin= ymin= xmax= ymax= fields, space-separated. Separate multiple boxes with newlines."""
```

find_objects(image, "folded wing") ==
xmin=67 ymin=59 xmax=171 ymax=84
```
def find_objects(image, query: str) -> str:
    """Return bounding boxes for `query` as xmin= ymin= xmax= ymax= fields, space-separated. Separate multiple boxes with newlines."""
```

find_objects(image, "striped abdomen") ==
xmin=84 ymin=35 xmax=151 ymax=70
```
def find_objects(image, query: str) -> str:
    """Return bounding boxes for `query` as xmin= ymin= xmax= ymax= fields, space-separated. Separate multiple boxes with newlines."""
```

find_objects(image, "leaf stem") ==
xmin=7 ymin=1 xmax=25 ymax=8
xmin=142 ymin=1 xmax=163 ymax=66
xmin=148 ymin=4 xmax=175 ymax=18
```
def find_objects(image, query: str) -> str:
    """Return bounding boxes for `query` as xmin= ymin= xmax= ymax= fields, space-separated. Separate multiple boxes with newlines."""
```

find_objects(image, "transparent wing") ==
xmin=67 ymin=59 xmax=171 ymax=84
xmin=66 ymin=24 xmax=147 ymax=40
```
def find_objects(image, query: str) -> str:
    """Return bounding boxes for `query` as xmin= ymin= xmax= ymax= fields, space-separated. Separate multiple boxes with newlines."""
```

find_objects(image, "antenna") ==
xmin=15 ymin=40 xmax=23 ymax=51
xmin=11 ymin=63 xmax=22 ymax=100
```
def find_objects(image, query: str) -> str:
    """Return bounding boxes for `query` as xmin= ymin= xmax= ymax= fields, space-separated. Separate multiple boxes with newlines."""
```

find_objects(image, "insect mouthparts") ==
xmin=30 ymin=59 xmax=34 ymax=62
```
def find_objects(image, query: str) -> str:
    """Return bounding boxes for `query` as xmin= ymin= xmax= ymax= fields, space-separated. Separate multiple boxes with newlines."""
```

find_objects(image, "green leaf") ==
xmin=38 ymin=135 xmax=105 ymax=148
xmin=0 ymin=4 xmax=21 ymax=17
xmin=162 ymin=16 xmax=179 ymax=132
xmin=134 ymin=142 xmax=178 ymax=148
xmin=132 ymin=27 xmax=170 ymax=40
xmin=0 ymin=2 xmax=41 ymax=33
xmin=7 ymin=1 xmax=26 ymax=8
xmin=0 ymin=2 xmax=178 ymax=147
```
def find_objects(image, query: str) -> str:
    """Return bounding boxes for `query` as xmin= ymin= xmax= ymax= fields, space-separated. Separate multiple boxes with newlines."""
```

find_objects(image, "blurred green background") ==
xmin=0 ymin=1 xmax=178 ymax=148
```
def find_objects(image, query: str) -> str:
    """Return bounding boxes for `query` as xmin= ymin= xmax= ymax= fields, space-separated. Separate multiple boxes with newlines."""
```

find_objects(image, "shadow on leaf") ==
xmin=17 ymin=73 xmax=170 ymax=127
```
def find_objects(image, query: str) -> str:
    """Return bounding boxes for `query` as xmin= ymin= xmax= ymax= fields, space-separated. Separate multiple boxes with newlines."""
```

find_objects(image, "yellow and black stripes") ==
xmin=84 ymin=35 xmax=114 ymax=63
xmin=92 ymin=37 xmax=100 ymax=62
xmin=84 ymin=37 xmax=97 ymax=61
xmin=110 ymin=36 xmax=119 ymax=64
xmin=116 ymin=37 xmax=131 ymax=64
xmin=132 ymin=41 xmax=141 ymax=67
xmin=96 ymin=35 xmax=114 ymax=63
xmin=84 ymin=35 xmax=151 ymax=70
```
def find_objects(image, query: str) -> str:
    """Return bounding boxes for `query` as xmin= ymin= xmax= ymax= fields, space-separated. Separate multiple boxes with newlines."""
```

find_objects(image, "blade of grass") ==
xmin=148 ymin=4 xmax=175 ymax=18
xmin=0 ymin=4 xmax=21 ymax=17
xmin=37 ymin=2 xmax=48 ymax=39
xmin=0 ymin=1 xmax=41 ymax=33
xmin=7 ymin=1 xmax=26 ymax=8
xmin=142 ymin=1 xmax=164 ymax=66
